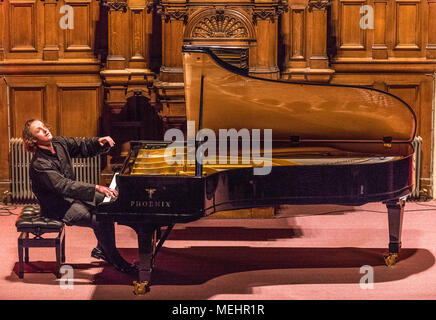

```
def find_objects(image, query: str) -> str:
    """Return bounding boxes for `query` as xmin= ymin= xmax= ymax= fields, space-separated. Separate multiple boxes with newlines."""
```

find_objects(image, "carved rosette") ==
xmin=192 ymin=13 xmax=248 ymax=38
xmin=308 ymin=0 xmax=332 ymax=12
xmin=184 ymin=9 xmax=255 ymax=41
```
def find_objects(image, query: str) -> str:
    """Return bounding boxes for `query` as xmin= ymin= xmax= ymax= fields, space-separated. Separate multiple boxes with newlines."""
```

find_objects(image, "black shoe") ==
xmin=111 ymin=256 xmax=138 ymax=274
xmin=91 ymin=246 xmax=137 ymax=274
xmin=91 ymin=246 xmax=107 ymax=261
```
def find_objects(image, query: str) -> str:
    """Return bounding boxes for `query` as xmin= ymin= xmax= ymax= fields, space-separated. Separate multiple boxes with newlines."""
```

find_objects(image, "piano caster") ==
xmin=384 ymin=253 xmax=398 ymax=267
xmin=133 ymin=281 xmax=150 ymax=295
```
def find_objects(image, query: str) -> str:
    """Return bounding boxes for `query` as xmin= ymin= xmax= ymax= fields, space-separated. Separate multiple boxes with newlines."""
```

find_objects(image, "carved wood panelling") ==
xmin=9 ymin=0 xmax=37 ymax=52
xmin=291 ymin=8 xmax=305 ymax=60
xmin=130 ymin=8 xmax=146 ymax=65
xmin=428 ymin=0 xmax=436 ymax=57
xmin=184 ymin=9 xmax=255 ymax=42
xmin=43 ymin=0 xmax=59 ymax=60
xmin=57 ymin=83 xmax=101 ymax=136
xmin=9 ymin=83 xmax=47 ymax=137
xmin=372 ymin=0 xmax=388 ymax=59
xmin=63 ymin=0 xmax=93 ymax=52
xmin=338 ymin=0 xmax=366 ymax=50
xmin=0 ymin=0 xmax=5 ymax=59
xmin=394 ymin=0 xmax=421 ymax=50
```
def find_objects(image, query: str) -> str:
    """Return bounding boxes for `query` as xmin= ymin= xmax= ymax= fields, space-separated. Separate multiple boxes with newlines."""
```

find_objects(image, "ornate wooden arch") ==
xmin=184 ymin=8 xmax=256 ymax=42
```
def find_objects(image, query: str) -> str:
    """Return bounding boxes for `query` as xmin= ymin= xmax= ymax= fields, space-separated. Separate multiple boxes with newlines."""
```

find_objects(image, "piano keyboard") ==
xmin=103 ymin=172 xmax=119 ymax=203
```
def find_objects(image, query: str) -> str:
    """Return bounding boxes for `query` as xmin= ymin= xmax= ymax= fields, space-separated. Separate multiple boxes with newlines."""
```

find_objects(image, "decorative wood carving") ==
xmin=101 ymin=0 xmax=127 ymax=12
xmin=184 ymin=8 xmax=255 ymax=41
xmin=156 ymin=5 xmax=188 ymax=23
xmin=308 ymin=0 xmax=332 ymax=12
xmin=252 ymin=2 xmax=288 ymax=24
xmin=192 ymin=13 xmax=248 ymax=39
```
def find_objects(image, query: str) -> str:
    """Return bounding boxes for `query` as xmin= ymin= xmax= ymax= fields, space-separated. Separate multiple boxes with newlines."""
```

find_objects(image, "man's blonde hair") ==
xmin=22 ymin=119 xmax=52 ymax=153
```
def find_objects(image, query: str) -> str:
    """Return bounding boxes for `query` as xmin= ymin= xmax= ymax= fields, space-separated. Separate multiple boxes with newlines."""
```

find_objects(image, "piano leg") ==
xmin=122 ymin=223 xmax=157 ymax=295
xmin=384 ymin=199 xmax=405 ymax=266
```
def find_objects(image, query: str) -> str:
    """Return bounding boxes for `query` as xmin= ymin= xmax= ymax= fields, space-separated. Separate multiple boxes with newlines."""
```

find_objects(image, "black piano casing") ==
xmin=98 ymin=174 xmax=205 ymax=224
xmin=203 ymin=154 xmax=414 ymax=214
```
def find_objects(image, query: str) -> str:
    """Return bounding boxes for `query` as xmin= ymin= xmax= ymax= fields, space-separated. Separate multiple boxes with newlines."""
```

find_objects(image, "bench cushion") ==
xmin=16 ymin=206 xmax=64 ymax=232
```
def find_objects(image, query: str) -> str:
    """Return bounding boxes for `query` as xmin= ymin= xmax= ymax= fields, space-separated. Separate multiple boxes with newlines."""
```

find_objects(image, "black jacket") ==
xmin=30 ymin=136 xmax=109 ymax=219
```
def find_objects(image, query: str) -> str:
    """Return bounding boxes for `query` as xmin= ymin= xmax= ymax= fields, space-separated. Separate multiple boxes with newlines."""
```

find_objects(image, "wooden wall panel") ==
xmin=394 ymin=1 xmax=421 ymax=50
xmin=9 ymin=0 xmax=37 ymax=52
xmin=427 ymin=0 xmax=436 ymax=58
xmin=291 ymin=8 xmax=305 ymax=61
xmin=57 ymin=84 xmax=100 ymax=137
xmin=338 ymin=0 xmax=366 ymax=50
xmin=9 ymin=84 xmax=47 ymax=137
xmin=0 ymin=80 xmax=8 ymax=183
xmin=63 ymin=0 xmax=93 ymax=52
xmin=372 ymin=0 xmax=388 ymax=59
xmin=0 ymin=0 xmax=5 ymax=59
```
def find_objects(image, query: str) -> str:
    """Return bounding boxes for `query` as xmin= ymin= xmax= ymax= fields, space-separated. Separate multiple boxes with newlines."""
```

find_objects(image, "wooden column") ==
xmin=0 ymin=0 xmax=4 ymax=60
xmin=427 ymin=0 xmax=436 ymax=59
xmin=281 ymin=0 xmax=334 ymax=81
xmin=372 ymin=0 xmax=388 ymax=59
xmin=127 ymin=2 xmax=154 ymax=98
xmin=129 ymin=6 xmax=147 ymax=69
xmin=308 ymin=2 xmax=329 ymax=70
xmin=281 ymin=3 xmax=307 ymax=80
xmin=156 ymin=4 xmax=187 ymax=131
xmin=42 ymin=0 xmax=59 ymax=60
xmin=250 ymin=10 xmax=279 ymax=79
xmin=160 ymin=10 xmax=186 ymax=82
xmin=101 ymin=0 xmax=129 ymax=114
xmin=107 ymin=7 xmax=128 ymax=70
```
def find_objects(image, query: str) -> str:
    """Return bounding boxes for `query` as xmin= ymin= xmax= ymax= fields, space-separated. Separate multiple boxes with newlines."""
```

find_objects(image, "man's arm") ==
xmin=33 ymin=161 xmax=118 ymax=201
xmin=59 ymin=136 xmax=114 ymax=158
xmin=34 ymin=167 xmax=118 ymax=201
xmin=33 ymin=161 xmax=96 ymax=201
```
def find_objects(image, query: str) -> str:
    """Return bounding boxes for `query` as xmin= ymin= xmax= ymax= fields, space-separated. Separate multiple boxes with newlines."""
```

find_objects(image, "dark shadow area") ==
xmin=7 ymin=261 xmax=136 ymax=286
xmin=165 ymin=226 xmax=304 ymax=241
xmin=93 ymin=246 xmax=434 ymax=299
xmin=149 ymin=247 xmax=433 ymax=286
xmin=8 ymin=247 xmax=433 ymax=287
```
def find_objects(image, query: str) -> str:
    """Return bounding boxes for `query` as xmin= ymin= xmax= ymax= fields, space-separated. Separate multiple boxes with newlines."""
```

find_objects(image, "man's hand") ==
xmin=98 ymin=136 xmax=115 ymax=148
xmin=96 ymin=185 xmax=118 ymax=198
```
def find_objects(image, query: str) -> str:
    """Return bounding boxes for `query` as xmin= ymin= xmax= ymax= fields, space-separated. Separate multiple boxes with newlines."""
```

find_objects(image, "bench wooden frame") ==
xmin=17 ymin=226 xmax=66 ymax=278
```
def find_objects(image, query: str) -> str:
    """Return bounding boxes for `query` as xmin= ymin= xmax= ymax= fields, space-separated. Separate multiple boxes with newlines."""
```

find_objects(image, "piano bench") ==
xmin=15 ymin=205 xmax=65 ymax=279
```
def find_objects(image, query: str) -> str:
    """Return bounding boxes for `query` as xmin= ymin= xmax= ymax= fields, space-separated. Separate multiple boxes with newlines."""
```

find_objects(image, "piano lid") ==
xmin=182 ymin=45 xmax=417 ymax=145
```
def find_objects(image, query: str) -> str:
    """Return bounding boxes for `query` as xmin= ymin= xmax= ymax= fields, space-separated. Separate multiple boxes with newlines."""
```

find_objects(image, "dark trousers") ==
xmin=62 ymin=192 xmax=118 ymax=256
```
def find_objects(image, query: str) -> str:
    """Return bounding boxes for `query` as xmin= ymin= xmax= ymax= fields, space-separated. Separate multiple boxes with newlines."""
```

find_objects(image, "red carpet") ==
xmin=1 ymin=201 xmax=436 ymax=299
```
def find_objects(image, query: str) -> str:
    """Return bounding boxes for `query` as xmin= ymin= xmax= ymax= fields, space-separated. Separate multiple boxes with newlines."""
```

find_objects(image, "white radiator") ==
xmin=410 ymin=136 xmax=423 ymax=200
xmin=9 ymin=138 xmax=101 ymax=203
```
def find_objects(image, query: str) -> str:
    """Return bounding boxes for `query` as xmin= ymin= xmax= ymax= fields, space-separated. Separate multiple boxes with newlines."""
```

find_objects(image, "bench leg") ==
xmin=55 ymin=240 xmax=61 ymax=278
xmin=61 ymin=233 xmax=66 ymax=263
xmin=18 ymin=237 xmax=24 ymax=279
xmin=24 ymin=232 xmax=29 ymax=264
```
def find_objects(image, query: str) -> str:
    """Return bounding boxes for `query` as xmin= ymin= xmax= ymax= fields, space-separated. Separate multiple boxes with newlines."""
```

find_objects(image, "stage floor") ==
xmin=1 ymin=201 xmax=436 ymax=300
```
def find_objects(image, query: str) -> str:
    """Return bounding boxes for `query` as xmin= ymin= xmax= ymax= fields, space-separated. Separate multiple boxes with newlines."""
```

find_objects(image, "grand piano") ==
xmin=96 ymin=45 xmax=416 ymax=294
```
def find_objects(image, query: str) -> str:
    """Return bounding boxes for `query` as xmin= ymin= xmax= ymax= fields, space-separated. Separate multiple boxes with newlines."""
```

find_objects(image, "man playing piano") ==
xmin=22 ymin=119 xmax=136 ymax=274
